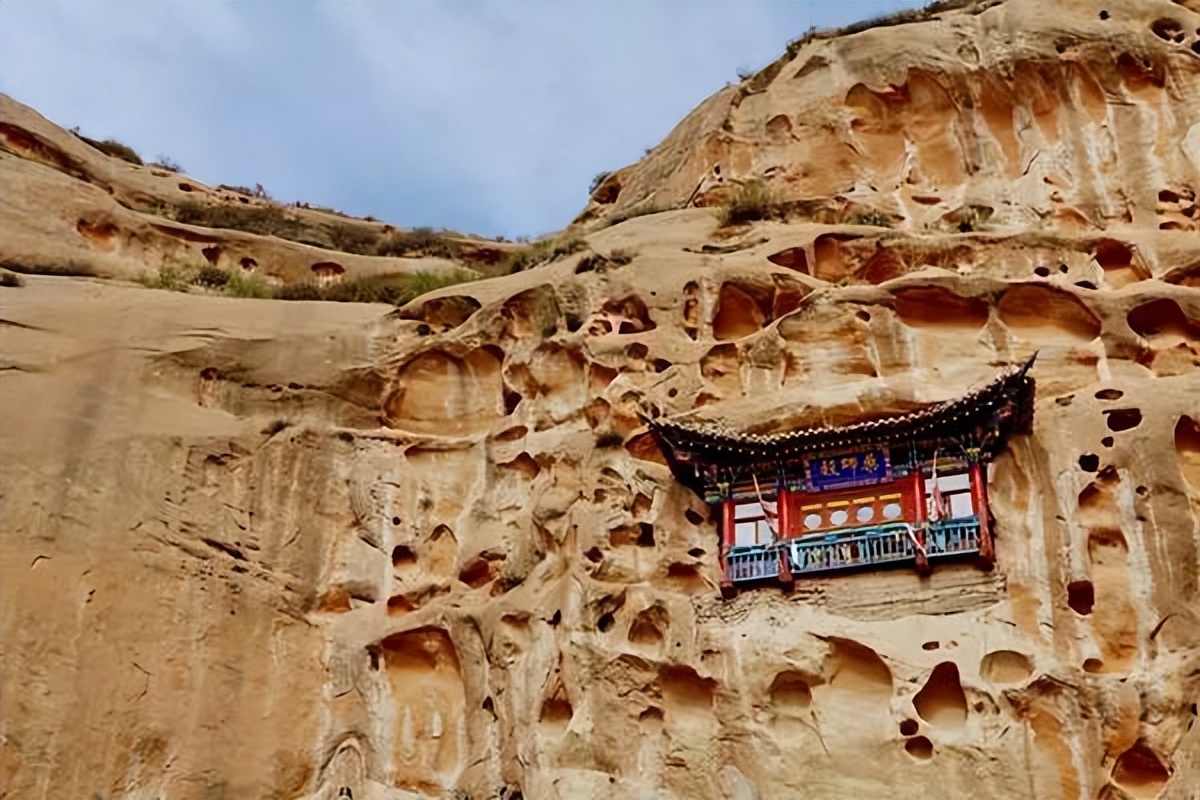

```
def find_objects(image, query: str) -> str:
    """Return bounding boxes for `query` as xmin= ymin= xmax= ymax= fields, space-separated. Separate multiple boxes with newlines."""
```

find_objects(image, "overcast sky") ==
xmin=1 ymin=1 xmax=923 ymax=239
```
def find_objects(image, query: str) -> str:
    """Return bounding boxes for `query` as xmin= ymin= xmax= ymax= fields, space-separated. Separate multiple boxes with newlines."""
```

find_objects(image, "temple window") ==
xmin=733 ymin=499 xmax=775 ymax=546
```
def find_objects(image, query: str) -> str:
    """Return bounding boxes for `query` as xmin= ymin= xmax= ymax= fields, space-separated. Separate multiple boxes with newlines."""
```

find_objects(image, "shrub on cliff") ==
xmin=718 ymin=180 xmax=785 ymax=226
xmin=77 ymin=134 xmax=143 ymax=165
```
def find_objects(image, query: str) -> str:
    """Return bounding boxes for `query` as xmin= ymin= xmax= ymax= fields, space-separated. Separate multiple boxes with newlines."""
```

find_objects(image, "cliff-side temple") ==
xmin=651 ymin=356 xmax=1036 ymax=593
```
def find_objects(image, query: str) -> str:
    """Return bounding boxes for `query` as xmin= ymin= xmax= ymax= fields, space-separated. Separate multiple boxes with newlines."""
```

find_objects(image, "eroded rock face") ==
xmin=1 ymin=1 xmax=1199 ymax=799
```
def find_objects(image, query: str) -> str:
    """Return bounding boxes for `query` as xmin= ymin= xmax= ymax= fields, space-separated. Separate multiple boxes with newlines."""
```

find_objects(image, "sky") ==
xmin=0 ymin=1 xmax=925 ymax=239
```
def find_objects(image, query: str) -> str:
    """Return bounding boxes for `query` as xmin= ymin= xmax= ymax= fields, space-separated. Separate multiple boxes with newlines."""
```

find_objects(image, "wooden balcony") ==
xmin=725 ymin=517 xmax=982 ymax=584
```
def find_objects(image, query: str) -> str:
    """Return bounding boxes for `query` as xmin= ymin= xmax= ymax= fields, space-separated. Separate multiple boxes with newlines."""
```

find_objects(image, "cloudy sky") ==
xmin=1 ymin=1 xmax=923 ymax=239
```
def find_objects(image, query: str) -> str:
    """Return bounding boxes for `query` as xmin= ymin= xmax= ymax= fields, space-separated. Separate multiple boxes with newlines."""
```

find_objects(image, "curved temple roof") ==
xmin=650 ymin=355 xmax=1037 ymax=467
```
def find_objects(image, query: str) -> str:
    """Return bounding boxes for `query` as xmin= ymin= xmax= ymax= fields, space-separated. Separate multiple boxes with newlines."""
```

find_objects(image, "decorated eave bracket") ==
xmin=649 ymin=355 xmax=1037 ymax=594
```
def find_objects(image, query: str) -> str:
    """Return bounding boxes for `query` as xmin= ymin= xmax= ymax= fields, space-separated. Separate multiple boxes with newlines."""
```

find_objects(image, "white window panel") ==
xmin=936 ymin=473 xmax=970 ymax=491
xmin=756 ymin=520 xmax=774 ymax=545
xmin=950 ymin=493 xmax=975 ymax=518
xmin=735 ymin=501 xmax=765 ymax=520
xmin=734 ymin=521 xmax=758 ymax=546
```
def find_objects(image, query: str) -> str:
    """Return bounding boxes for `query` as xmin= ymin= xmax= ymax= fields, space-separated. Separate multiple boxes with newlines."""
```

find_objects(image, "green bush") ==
xmin=847 ymin=209 xmax=893 ymax=228
xmin=374 ymin=227 xmax=459 ymax=259
xmin=150 ymin=156 xmax=183 ymax=173
xmin=191 ymin=265 xmax=230 ymax=289
xmin=589 ymin=171 xmax=611 ymax=196
xmin=78 ymin=135 xmax=143 ymax=165
xmin=174 ymin=202 xmax=319 ymax=245
xmin=224 ymin=271 xmax=272 ymax=298
xmin=607 ymin=247 xmax=637 ymax=266
xmin=274 ymin=282 xmax=325 ymax=301
xmin=141 ymin=264 xmax=192 ymax=291
xmin=327 ymin=223 xmax=381 ymax=255
xmin=718 ymin=180 xmax=785 ymax=226
xmin=499 ymin=235 xmax=586 ymax=274
xmin=601 ymin=203 xmax=671 ymax=228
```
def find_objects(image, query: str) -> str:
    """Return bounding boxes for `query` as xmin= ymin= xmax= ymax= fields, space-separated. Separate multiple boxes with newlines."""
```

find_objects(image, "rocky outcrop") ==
xmin=1 ymin=1 xmax=1198 ymax=799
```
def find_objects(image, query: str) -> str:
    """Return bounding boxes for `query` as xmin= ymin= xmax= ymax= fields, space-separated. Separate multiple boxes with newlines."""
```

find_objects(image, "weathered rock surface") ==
xmin=1 ymin=1 xmax=1198 ymax=799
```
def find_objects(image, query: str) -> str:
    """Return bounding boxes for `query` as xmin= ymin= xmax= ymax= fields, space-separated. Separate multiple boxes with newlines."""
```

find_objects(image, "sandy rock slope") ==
xmin=1 ymin=1 xmax=1199 ymax=798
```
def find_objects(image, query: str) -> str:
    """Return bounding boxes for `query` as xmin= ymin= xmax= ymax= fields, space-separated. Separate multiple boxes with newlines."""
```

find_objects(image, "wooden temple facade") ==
xmin=650 ymin=358 xmax=1036 ymax=592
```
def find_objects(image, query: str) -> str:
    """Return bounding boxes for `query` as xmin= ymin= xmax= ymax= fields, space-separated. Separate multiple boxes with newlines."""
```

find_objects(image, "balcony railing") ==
xmin=725 ymin=517 xmax=982 ymax=584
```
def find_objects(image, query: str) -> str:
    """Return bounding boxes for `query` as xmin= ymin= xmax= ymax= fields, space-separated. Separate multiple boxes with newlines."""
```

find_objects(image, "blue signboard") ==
xmin=806 ymin=450 xmax=890 ymax=491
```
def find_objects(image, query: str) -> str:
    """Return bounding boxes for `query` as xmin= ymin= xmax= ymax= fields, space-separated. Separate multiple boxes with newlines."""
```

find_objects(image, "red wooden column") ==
xmin=969 ymin=461 xmax=994 ymax=565
xmin=777 ymin=485 xmax=792 ymax=539
xmin=910 ymin=469 xmax=931 ymax=576
xmin=719 ymin=498 xmax=736 ymax=591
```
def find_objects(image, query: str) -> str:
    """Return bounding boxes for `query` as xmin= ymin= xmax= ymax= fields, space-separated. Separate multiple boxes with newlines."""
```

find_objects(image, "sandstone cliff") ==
xmin=1 ymin=1 xmax=1198 ymax=799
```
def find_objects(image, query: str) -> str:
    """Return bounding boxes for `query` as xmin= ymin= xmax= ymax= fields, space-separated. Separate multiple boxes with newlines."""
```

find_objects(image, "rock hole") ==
xmin=899 ymin=719 xmax=919 ymax=736
xmin=499 ymin=452 xmax=540 ymax=480
xmin=458 ymin=557 xmax=494 ymax=588
xmin=178 ymin=182 xmax=194 ymax=192
xmin=584 ymin=546 xmax=603 ymax=563
xmin=659 ymin=665 xmax=716 ymax=717
xmin=628 ymin=605 xmax=667 ymax=646
xmin=1113 ymin=743 xmax=1171 ymax=798
xmin=905 ymin=736 xmax=933 ymax=759
xmin=637 ymin=523 xmax=656 ymax=547
xmin=913 ymin=662 xmax=967 ymax=728
xmin=625 ymin=342 xmax=649 ymax=360
xmin=766 ymin=246 xmax=810 ymax=274
xmin=539 ymin=695 xmax=573 ymax=731
xmin=922 ymin=641 xmax=940 ymax=651
xmin=827 ymin=638 xmax=892 ymax=701
xmin=1095 ymin=388 xmax=1124 ymax=401
xmin=1102 ymin=436 xmax=1114 ymax=448
xmin=386 ymin=595 xmax=415 ymax=615
xmin=980 ymin=650 xmax=1033 ymax=683
xmin=1034 ymin=266 xmax=1051 ymax=277
xmin=202 ymin=245 xmax=221 ymax=264
xmin=688 ymin=547 xmax=705 ymax=558
xmin=665 ymin=562 xmax=705 ymax=593
xmin=391 ymin=545 xmax=416 ymax=568
xmin=892 ymin=287 xmax=989 ymax=330
xmin=997 ymin=284 xmax=1101 ymax=341
xmin=549 ymin=610 xmax=561 ymax=626
xmin=1056 ymin=395 xmax=1075 ymax=406
xmin=1099 ymin=10 xmax=1108 ymax=20
xmin=668 ymin=387 xmax=678 ymax=398
xmin=495 ymin=425 xmax=528 ymax=442
xmin=597 ymin=612 xmax=615 ymax=632
xmin=770 ymin=671 xmax=812 ymax=709
xmin=392 ymin=516 xmax=401 ymax=526
xmin=1104 ymin=409 xmax=1142 ymax=432
xmin=239 ymin=257 xmax=257 ymax=271
xmin=685 ymin=508 xmax=705 ymax=525
xmin=1128 ymin=298 xmax=1200 ymax=340
xmin=713 ymin=281 xmax=774 ymax=340
xmin=1079 ymin=453 xmax=1100 ymax=472
xmin=624 ymin=431 xmax=667 ymax=465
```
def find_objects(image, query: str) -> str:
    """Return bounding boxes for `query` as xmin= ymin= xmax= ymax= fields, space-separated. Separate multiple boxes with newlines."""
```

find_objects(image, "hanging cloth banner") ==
xmin=752 ymin=473 xmax=780 ymax=536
